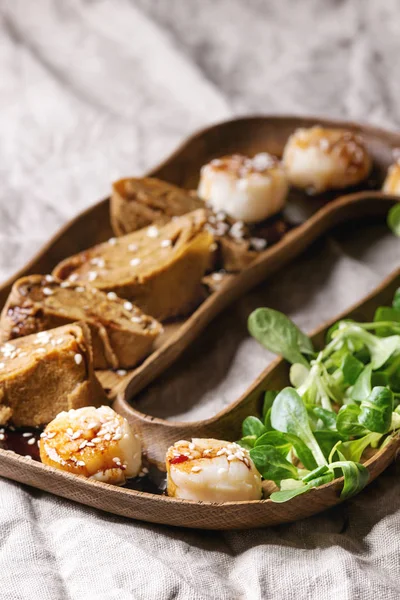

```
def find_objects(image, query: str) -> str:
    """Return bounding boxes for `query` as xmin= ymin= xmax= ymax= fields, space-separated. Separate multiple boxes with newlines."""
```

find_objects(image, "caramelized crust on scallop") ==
xmin=40 ymin=406 xmax=141 ymax=484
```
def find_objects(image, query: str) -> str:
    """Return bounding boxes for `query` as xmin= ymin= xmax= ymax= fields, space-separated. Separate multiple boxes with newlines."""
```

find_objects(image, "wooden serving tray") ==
xmin=0 ymin=267 xmax=399 ymax=529
xmin=0 ymin=115 xmax=398 ymax=402
xmin=0 ymin=115 xmax=399 ymax=529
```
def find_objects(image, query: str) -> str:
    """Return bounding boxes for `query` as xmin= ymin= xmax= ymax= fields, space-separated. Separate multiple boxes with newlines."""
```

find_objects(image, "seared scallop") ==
xmin=198 ymin=153 xmax=288 ymax=223
xmin=166 ymin=438 xmax=262 ymax=502
xmin=283 ymin=126 xmax=371 ymax=193
xmin=383 ymin=160 xmax=400 ymax=195
xmin=39 ymin=406 xmax=141 ymax=485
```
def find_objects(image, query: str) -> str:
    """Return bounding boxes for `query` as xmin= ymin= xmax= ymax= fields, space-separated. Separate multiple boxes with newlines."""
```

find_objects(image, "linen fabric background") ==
xmin=1 ymin=1 xmax=400 ymax=598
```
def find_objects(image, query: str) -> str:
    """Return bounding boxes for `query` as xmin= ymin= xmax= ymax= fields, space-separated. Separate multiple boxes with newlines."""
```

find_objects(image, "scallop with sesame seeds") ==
xmin=198 ymin=153 xmax=288 ymax=223
xmin=283 ymin=126 xmax=371 ymax=193
xmin=39 ymin=406 xmax=142 ymax=485
xmin=166 ymin=438 xmax=262 ymax=502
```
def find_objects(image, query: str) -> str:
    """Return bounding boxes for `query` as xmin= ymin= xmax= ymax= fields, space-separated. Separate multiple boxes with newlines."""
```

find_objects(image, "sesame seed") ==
xmin=128 ymin=243 xmax=138 ymax=252
xmin=147 ymin=226 xmax=159 ymax=238
xmin=88 ymin=271 xmax=98 ymax=282
xmin=90 ymin=257 xmax=105 ymax=268
xmin=76 ymin=461 xmax=86 ymax=467
xmin=107 ymin=292 xmax=117 ymax=300
xmin=67 ymin=428 xmax=73 ymax=436
xmin=79 ymin=441 xmax=88 ymax=449
xmin=211 ymin=272 xmax=224 ymax=282
xmin=112 ymin=457 xmax=121 ymax=464
xmin=60 ymin=281 xmax=70 ymax=288
xmin=130 ymin=258 xmax=141 ymax=267
xmin=27 ymin=437 xmax=36 ymax=446
xmin=124 ymin=301 xmax=133 ymax=311
xmin=229 ymin=221 xmax=245 ymax=240
xmin=24 ymin=455 xmax=32 ymax=460
xmin=35 ymin=348 xmax=46 ymax=354
xmin=227 ymin=454 xmax=236 ymax=461
xmin=0 ymin=434 xmax=5 ymax=441
xmin=22 ymin=432 xmax=33 ymax=438
xmin=75 ymin=287 xmax=85 ymax=292
xmin=2 ymin=343 xmax=14 ymax=353
xmin=131 ymin=316 xmax=143 ymax=324
xmin=38 ymin=331 xmax=51 ymax=339
xmin=47 ymin=432 xmax=56 ymax=439
xmin=74 ymin=354 xmax=83 ymax=365
xmin=250 ymin=237 xmax=267 ymax=252
xmin=92 ymin=437 xmax=101 ymax=444
xmin=116 ymin=369 xmax=127 ymax=377
xmin=69 ymin=274 xmax=78 ymax=282
xmin=142 ymin=467 xmax=149 ymax=474
xmin=45 ymin=275 xmax=54 ymax=282
xmin=104 ymin=433 xmax=111 ymax=441
xmin=43 ymin=287 xmax=54 ymax=296
xmin=72 ymin=430 xmax=81 ymax=440
xmin=108 ymin=237 xmax=117 ymax=245
xmin=191 ymin=466 xmax=202 ymax=473
xmin=160 ymin=239 xmax=172 ymax=248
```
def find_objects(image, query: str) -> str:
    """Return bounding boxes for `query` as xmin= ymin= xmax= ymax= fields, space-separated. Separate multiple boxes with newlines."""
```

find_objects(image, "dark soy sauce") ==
xmin=0 ymin=427 xmax=41 ymax=461
xmin=1 ymin=427 xmax=167 ymax=495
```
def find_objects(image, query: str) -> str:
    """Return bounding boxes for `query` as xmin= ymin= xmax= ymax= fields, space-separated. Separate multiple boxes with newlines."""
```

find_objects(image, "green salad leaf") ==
xmin=387 ymin=203 xmax=400 ymax=236
xmin=248 ymin=308 xmax=313 ymax=367
xmin=250 ymin=445 xmax=298 ymax=482
xmin=359 ymin=386 xmax=393 ymax=433
xmin=271 ymin=388 xmax=327 ymax=467
xmin=238 ymin=288 xmax=400 ymax=505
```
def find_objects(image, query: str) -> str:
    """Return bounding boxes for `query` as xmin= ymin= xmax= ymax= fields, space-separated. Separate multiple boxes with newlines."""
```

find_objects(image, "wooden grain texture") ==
xmin=0 ymin=115 xmax=400 ymax=529
xmin=0 ymin=266 xmax=399 ymax=529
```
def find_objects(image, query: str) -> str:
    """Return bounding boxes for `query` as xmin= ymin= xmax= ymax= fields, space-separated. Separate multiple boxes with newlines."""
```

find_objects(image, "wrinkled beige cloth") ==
xmin=1 ymin=1 xmax=400 ymax=598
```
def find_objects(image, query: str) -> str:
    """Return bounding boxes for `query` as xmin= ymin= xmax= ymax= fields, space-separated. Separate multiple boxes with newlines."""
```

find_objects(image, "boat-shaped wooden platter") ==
xmin=0 ymin=115 xmax=398 ymax=401
xmin=0 ymin=115 xmax=399 ymax=528
xmin=1 ymin=266 xmax=399 ymax=529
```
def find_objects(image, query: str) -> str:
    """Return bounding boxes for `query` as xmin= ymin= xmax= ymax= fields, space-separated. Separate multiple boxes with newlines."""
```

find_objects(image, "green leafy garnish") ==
xmin=250 ymin=445 xmax=298 ymax=482
xmin=387 ymin=203 xmax=400 ymax=236
xmin=238 ymin=288 xmax=400 ymax=504
xmin=358 ymin=386 xmax=393 ymax=433
xmin=248 ymin=308 xmax=313 ymax=367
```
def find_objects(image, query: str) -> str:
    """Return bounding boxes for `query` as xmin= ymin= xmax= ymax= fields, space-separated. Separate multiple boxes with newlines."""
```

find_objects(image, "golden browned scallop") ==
xmin=198 ymin=154 xmax=288 ymax=223
xmin=283 ymin=126 xmax=371 ymax=193
xmin=40 ymin=406 xmax=142 ymax=485
xmin=166 ymin=438 xmax=262 ymax=502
